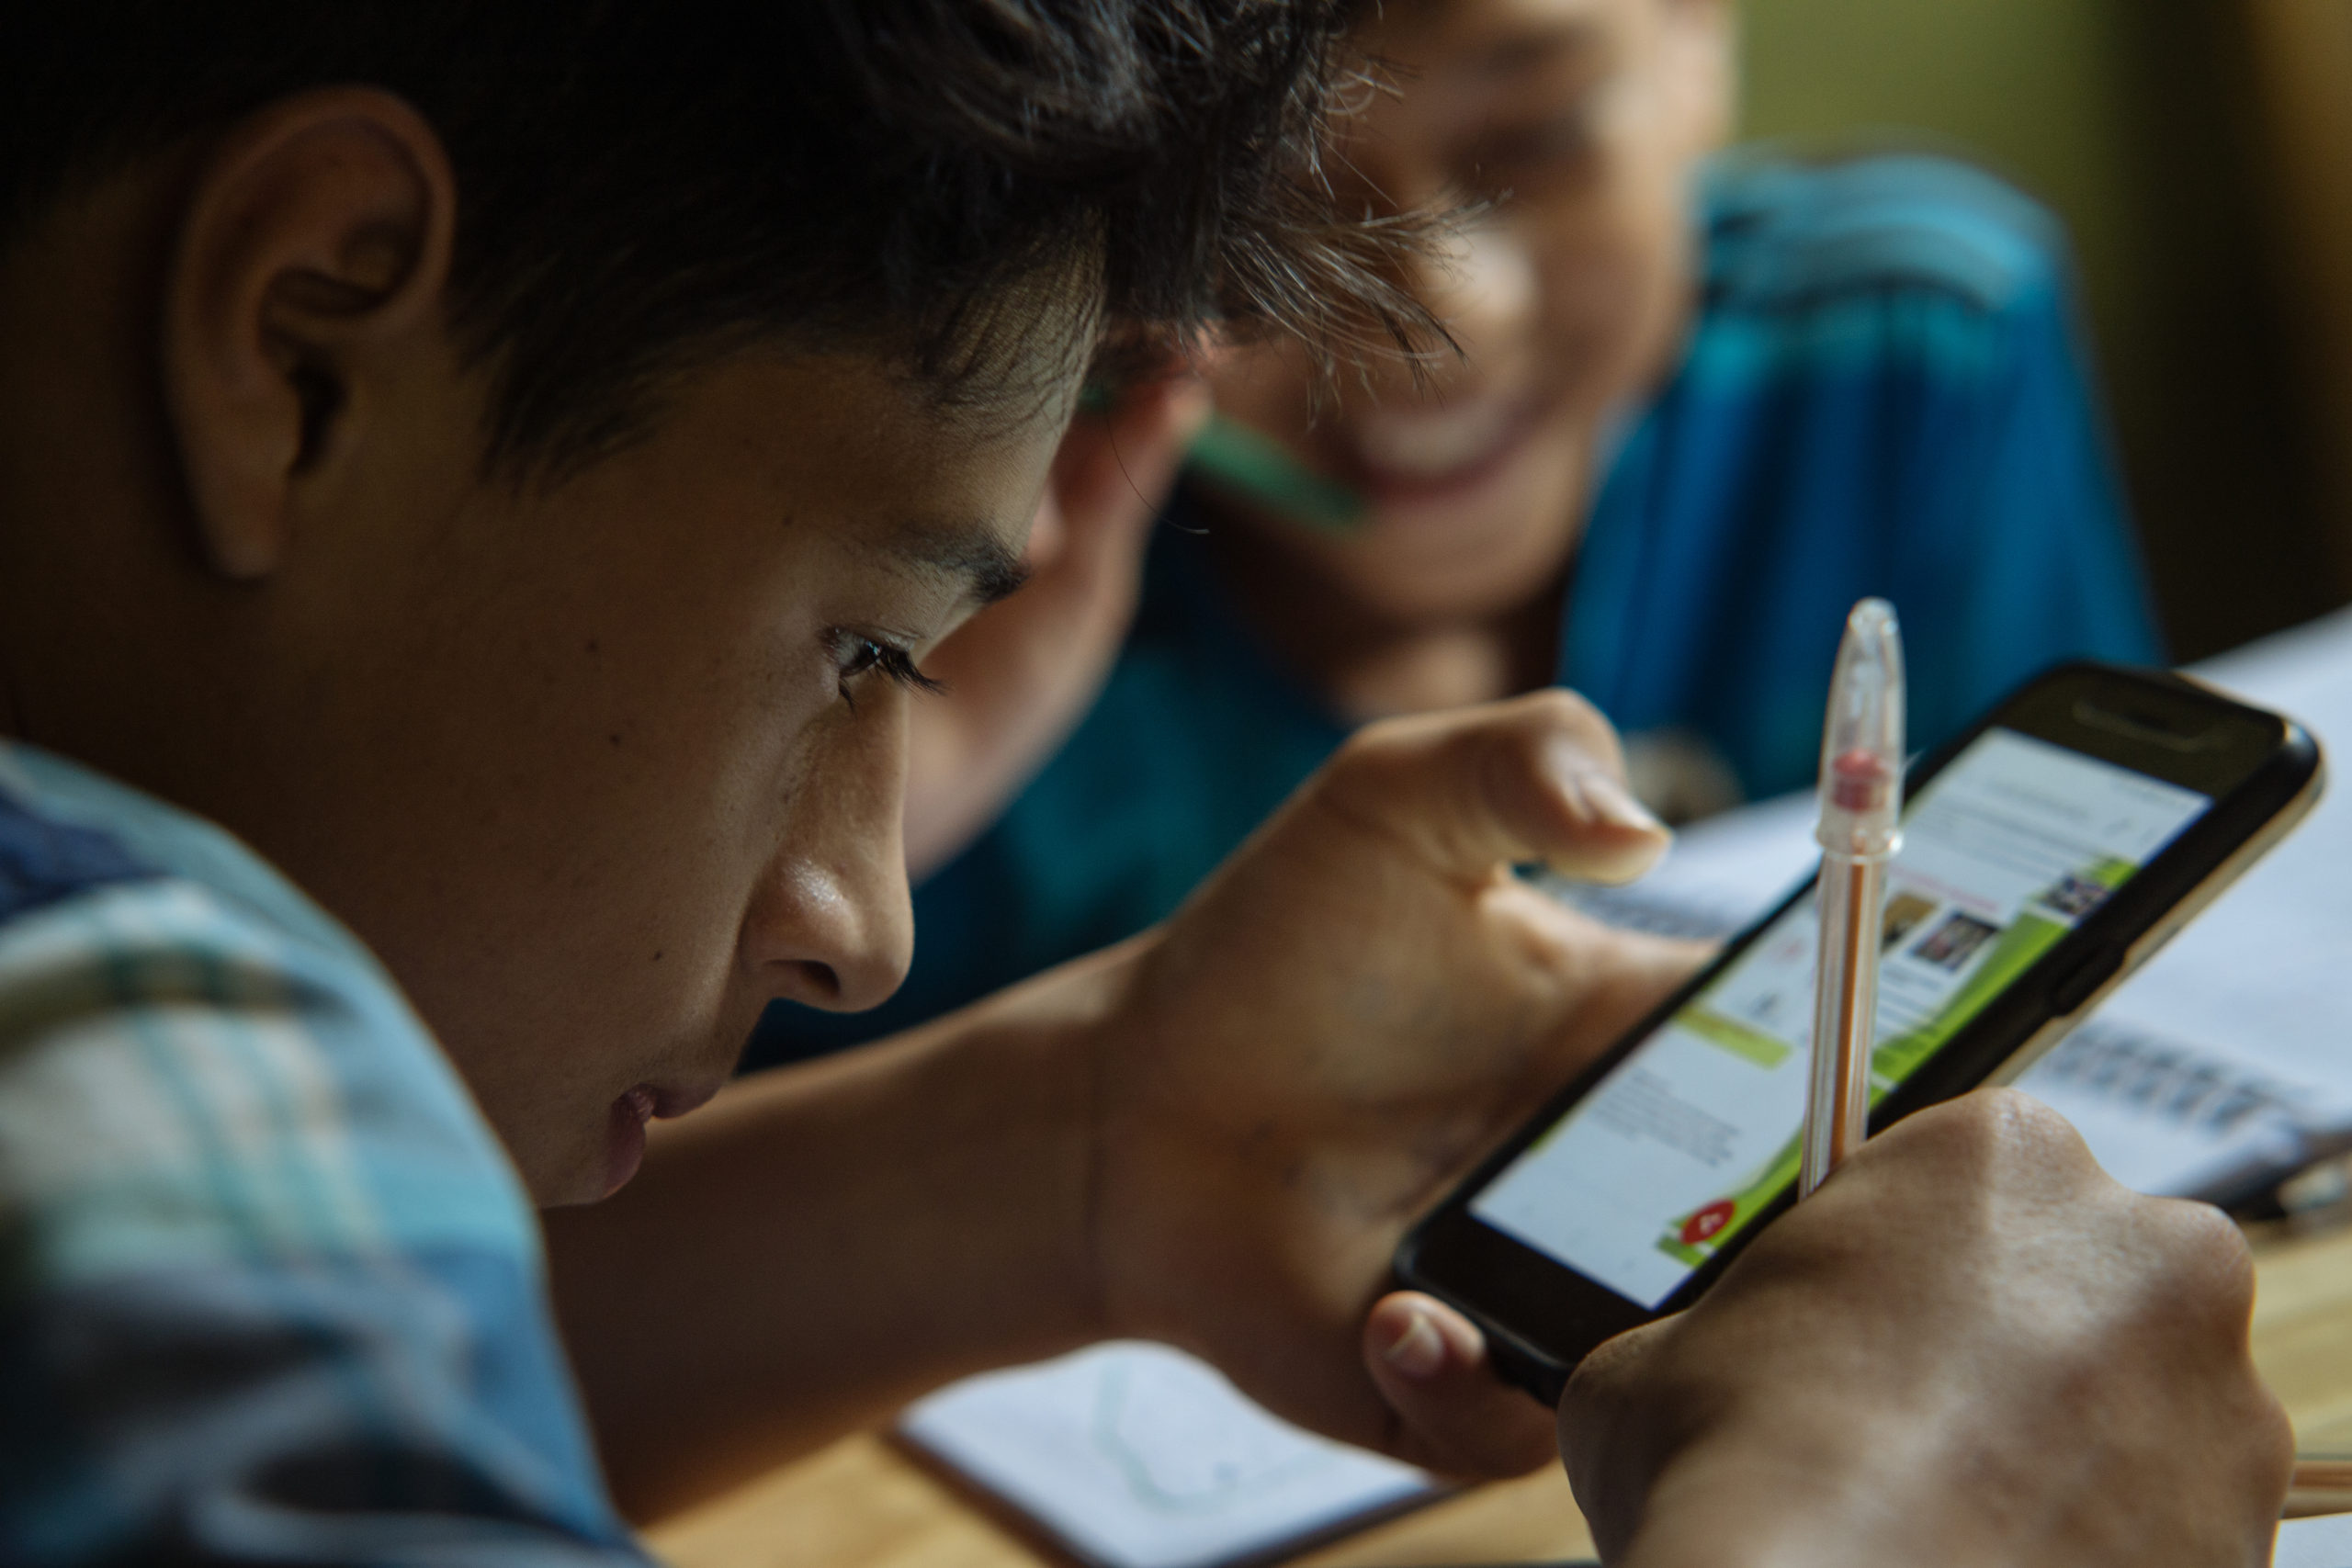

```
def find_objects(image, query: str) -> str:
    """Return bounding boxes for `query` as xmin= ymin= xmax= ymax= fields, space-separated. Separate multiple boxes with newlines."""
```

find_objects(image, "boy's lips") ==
xmin=1344 ymin=392 xmax=1553 ymax=506
xmin=645 ymin=1078 xmax=725 ymax=1120
xmin=601 ymin=1077 xmax=725 ymax=1197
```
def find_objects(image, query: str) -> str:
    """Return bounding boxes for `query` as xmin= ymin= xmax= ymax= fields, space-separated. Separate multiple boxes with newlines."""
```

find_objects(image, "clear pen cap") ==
xmin=1816 ymin=598 xmax=1906 ymax=857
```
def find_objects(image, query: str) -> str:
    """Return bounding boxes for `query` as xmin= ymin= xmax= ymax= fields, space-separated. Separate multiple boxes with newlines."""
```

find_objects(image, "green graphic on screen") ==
xmin=1471 ymin=729 xmax=2210 ymax=1310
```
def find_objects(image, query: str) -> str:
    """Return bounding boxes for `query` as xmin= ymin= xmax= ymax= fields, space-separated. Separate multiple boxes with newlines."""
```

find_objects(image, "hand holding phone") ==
xmin=1357 ymin=1093 xmax=2297 ymax=1550
xmin=1398 ymin=662 xmax=2323 ymax=1396
xmin=1086 ymin=690 xmax=1695 ymax=1483
xmin=1558 ymin=1091 xmax=2293 ymax=1568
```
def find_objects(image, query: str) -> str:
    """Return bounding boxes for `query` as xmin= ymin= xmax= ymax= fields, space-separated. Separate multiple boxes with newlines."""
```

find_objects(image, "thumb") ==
xmin=1363 ymin=1292 xmax=1559 ymax=1478
xmin=1319 ymin=690 xmax=1670 ymax=887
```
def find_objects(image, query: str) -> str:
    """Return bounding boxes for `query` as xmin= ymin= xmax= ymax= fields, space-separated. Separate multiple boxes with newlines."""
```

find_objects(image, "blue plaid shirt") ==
xmin=0 ymin=741 xmax=643 ymax=1562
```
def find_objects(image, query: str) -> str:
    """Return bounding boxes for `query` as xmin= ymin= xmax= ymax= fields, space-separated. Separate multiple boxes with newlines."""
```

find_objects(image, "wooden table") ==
xmin=648 ymin=1223 xmax=2352 ymax=1568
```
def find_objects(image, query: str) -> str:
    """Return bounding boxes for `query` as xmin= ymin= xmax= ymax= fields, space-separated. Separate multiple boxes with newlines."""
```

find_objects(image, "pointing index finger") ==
xmin=1319 ymin=691 xmax=1671 ymax=888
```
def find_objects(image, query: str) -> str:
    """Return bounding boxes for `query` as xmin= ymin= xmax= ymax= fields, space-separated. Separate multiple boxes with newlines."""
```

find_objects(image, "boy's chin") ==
xmin=1290 ymin=431 xmax=1592 ymax=625
xmin=519 ymin=1113 xmax=645 ymax=1209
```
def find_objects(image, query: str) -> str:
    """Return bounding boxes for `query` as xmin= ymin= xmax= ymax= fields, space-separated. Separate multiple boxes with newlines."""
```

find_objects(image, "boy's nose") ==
xmin=745 ymin=854 xmax=913 ymax=1012
xmin=741 ymin=728 xmax=916 ymax=1014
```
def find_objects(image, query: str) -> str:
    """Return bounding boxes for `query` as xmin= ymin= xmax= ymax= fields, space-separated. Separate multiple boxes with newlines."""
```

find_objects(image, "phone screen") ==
xmin=1468 ymin=727 xmax=2214 ymax=1310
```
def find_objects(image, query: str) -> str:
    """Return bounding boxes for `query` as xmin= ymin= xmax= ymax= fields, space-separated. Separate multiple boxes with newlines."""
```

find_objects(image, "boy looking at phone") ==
xmin=766 ymin=0 xmax=2165 ymax=1063
xmin=0 ymin=3 xmax=2288 ymax=1563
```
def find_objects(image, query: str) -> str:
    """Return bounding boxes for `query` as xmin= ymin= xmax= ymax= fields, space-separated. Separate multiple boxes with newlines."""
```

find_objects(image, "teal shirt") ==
xmin=751 ymin=153 xmax=2162 ymax=1066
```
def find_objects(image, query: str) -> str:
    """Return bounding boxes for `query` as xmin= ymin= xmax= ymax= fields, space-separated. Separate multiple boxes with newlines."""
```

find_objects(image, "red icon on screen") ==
xmin=1680 ymin=1200 xmax=1736 ymax=1247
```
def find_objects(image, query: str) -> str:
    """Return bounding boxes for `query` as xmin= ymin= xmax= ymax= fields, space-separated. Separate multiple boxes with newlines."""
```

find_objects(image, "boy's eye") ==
xmin=1472 ymin=116 xmax=1599 ymax=186
xmin=829 ymin=631 xmax=945 ymax=709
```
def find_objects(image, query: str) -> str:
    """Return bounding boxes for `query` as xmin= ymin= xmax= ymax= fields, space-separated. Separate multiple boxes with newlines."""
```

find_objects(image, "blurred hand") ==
xmin=902 ymin=375 xmax=1211 ymax=879
xmin=1560 ymin=1090 xmax=2292 ymax=1568
xmin=1088 ymin=690 xmax=1704 ymax=1476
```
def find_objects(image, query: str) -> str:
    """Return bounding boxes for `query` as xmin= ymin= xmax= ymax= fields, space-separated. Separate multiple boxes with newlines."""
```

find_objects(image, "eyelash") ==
xmin=831 ymin=632 xmax=944 ymax=710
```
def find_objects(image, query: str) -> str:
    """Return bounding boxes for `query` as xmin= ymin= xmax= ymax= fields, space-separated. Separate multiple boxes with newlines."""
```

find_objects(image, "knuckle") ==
xmin=2146 ymin=1196 xmax=2258 ymax=1318
xmin=1330 ymin=716 xmax=1408 ymax=773
xmin=1515 ymin=685 xmax=1603 ymax=730
xmin=1331 ymin=705 xmax=1492 ymax=779
xmin=2165 ymin=1193 xmax=2254 ymax=1269
xmin=1883 ymin=1091 xmax=2005 ymax=1176
xmin=1510 ymin=687 xmax=1621 ymax=759
xmin=1913 ymin=1087 xmax=2091 ymax=1176
xmin=1562 ymin=1317 xmax=1677 ymax=1431
xmin=1320 ymin=716 xmax=1427 ymax=803
xmin=1333 ymin=692 xmax=1618 ymax=779
xmin=1478 ymin=718 xmax=1561 ymax=805
xmin=1972 ymin=1084 xmax=2078 ymax=1147
xmin=2253 ymin=1382 xmax=2298 ymax=1488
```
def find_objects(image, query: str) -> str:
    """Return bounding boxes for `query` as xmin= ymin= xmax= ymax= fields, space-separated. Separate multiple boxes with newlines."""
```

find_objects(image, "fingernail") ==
xmin=1382 ymin=1309 xmax=1448 ymax=1381
xmin=1577 ymin=772 xmax=1665 ymax=836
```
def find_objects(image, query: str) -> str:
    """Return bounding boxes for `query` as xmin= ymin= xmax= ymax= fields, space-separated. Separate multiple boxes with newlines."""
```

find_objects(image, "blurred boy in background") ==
xmin=754 ymin=0 xmax=2162 ymax=1064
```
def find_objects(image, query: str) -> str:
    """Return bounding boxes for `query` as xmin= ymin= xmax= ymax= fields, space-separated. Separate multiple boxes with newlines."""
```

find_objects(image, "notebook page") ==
xmin=2276 ymin=1510 xmax=2352 ymax=1568
xmin=2064 ymin=614 xmax=2352 ymax=1090
xmin=899 ymin=1342 xmax=1434 ymax=1568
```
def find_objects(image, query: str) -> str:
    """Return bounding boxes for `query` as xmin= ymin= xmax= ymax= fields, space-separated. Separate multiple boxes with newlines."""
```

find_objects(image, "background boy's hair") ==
xmin=3 ymin=2 xmax=1423 ymax=477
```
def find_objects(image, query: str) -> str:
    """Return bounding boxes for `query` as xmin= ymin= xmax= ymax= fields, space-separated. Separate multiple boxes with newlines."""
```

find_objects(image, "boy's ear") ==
xmin=159 ymin=87 xmax=456 ymax=581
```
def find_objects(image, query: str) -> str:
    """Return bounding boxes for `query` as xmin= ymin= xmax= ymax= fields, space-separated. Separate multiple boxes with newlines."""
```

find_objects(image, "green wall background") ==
xmin=1736 ymin=0 xmax=2341 ymax=657
xmin=1742 ymin=0 xmax=2142 ymax=362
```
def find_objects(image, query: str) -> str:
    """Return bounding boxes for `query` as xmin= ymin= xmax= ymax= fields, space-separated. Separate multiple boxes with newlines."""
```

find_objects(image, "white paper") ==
xmin=899 ymin=1342 xmax=1433 ymax=1568
xmin=2278 ymin=1511 xmax=2352 ymax=1568
xmin=1960 ymin=614 xmax=2352 ymax=1197
xmin=2060 ymin=615 xmax=2352 ymax=1088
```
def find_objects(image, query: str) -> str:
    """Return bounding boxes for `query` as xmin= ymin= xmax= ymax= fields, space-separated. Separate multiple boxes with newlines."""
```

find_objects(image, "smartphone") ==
xmin=1395 ymin=661 xmax=2324 ymax=1403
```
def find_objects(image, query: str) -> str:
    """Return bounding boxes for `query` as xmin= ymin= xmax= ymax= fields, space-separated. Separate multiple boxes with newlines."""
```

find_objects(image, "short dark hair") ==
xmin=3 ymin=2 xmax=1425 ymax=476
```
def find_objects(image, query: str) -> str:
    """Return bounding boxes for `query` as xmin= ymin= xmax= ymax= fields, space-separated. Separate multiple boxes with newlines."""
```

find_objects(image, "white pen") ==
xmin=1799 ymin=599 xmax=1906 ymax=1201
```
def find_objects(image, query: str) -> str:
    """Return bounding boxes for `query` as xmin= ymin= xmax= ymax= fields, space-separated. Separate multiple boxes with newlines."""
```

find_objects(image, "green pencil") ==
xmin=1185 ymin=414 xmax=1367 ymax=535
xmin=1077 ymin=386 xmax=1367 ymax=534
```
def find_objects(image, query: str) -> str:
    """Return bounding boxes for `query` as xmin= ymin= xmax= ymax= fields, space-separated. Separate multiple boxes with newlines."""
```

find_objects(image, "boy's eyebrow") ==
xmin=1464 ymin=19 xmax=1602 ymax=81
xmin=886 ymin=521 xmax=1032 ymax=606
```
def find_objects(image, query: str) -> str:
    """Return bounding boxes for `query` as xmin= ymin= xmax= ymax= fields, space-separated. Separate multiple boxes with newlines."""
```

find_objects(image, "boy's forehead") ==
xmin=838 ymin=408 xmax=1059 ymax=592
xmin=1374 ymin=0 xmax=1634 ymax=70
xmin=656 ymin=346 xmax=1059 ymax=577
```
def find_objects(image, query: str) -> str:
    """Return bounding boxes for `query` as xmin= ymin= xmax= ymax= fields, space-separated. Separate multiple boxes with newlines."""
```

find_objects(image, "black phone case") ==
xmin=1395 ymin=662 xmax=2323 ymax=1400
